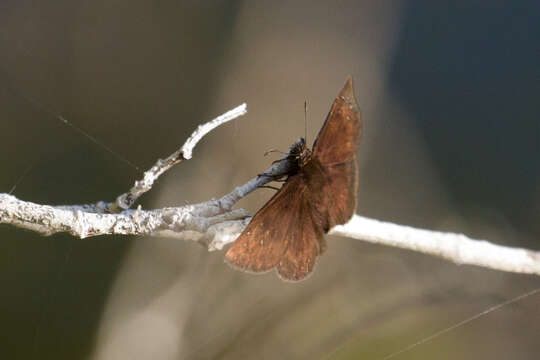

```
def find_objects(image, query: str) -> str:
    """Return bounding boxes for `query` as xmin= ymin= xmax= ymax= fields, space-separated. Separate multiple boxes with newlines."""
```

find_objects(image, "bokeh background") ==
xmin=1 ymin=1 xmax=540 ymax=359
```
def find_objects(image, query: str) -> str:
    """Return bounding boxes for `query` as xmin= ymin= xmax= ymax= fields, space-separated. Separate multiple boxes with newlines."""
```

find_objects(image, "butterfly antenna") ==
xmin=304 ymin=100 xmax=308 ymax=144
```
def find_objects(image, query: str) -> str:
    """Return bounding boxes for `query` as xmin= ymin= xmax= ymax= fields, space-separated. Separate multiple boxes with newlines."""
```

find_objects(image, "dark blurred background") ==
xmin=1 ymin=1 xmax=539 ymax=359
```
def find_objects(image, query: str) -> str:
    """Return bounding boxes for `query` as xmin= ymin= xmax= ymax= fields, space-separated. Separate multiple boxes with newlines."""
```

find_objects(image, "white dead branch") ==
xmin=1 ymin=103 xmax=539 ymax=276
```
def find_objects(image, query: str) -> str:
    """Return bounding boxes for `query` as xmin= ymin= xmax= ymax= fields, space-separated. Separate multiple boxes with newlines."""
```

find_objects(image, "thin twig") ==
xmin=106 ymin=104 xmax=247 ymax=212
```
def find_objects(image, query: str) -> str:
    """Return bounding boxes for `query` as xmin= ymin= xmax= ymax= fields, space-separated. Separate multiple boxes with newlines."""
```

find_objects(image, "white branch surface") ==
xmin=331 ymin=215 xmax=540 ymax=276
xmin=1 ymin=103 xmax=540 ymax=277
xmin=108 ymin=104 xmax=247 ymax=212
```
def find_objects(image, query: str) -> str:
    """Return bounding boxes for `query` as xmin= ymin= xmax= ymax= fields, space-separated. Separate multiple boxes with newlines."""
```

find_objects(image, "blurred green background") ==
xmin=1 ymin=1 xmax=539 ymax=359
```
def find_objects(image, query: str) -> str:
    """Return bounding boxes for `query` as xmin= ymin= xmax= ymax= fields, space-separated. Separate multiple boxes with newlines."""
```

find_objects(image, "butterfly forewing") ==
xmin=312 ymin=76 xmax=362 ymax=166
xmin=226 ymin=176 xmax=310 ymax=274
xmin=226 ymin=159 xmax=329 ymax=281
xmin=312 ymin=76 xmax=360 ymax=227
xmin=322 ymin=160 xmax=358 ymax=228
xmin=276 ymin=194 xmax=323 ymax=281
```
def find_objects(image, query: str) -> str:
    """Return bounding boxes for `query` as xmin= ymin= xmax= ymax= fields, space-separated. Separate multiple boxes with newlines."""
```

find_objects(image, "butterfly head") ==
xmin=289 ymin=137 xmax=312 ymax=168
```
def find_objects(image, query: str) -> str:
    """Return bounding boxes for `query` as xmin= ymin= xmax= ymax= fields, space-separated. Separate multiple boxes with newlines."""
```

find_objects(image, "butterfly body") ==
xmin=226 ymin=77 xmax=361 ymax=281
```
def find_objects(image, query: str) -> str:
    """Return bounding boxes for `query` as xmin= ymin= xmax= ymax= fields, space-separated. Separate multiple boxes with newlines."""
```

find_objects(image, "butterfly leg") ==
xmin=257 ymin=173 xmax=287 ymax=182
xmin=263 ymin=148 xmax=287 ymax=157
xmin=258 ymin=185 xmax=281 ymax=191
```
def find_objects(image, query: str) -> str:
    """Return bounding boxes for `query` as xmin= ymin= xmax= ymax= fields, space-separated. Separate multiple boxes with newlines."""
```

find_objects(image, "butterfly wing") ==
xmin=312 ymin=76 xmax=361 ymax=227
xmin=323 ymin=160 xmax=359 ymax=228
xmin=276 ymin=187 xmax=325 ymax=281
xmin=312 ymin=76 xmax=362 ymax=166
xmin=225 ymin=174 xmax=323 ymax=281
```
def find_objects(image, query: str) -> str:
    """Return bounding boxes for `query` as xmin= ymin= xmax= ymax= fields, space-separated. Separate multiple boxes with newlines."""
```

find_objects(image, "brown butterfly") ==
xmin=225 ymin=76 xmax=361 ymax=281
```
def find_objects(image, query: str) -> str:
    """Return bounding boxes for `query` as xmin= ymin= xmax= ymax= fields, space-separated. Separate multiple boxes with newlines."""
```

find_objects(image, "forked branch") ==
xmin=1 ymin=103 xmax=539 ymax=277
